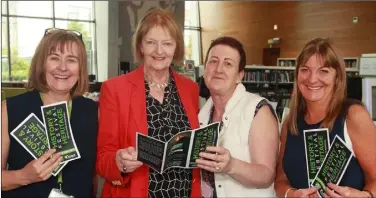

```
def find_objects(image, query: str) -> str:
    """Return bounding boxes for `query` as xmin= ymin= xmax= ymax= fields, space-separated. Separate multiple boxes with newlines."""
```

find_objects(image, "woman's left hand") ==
xmin=325 ymin=183 xmax=370 ymax=197
xmin=195 ymin=146 xmax=234 ymax=174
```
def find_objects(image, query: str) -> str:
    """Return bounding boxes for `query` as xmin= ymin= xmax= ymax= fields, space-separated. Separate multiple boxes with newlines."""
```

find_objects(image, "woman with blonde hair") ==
xmin=275 ymin=37 xmax=376 ymax=197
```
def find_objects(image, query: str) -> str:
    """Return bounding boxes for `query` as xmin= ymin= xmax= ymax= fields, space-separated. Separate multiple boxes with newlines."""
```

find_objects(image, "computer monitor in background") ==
xmin=347 ymin=77 xmax=362 ymax=101
xmin=362 ymin=77 xmax=376 ymax=123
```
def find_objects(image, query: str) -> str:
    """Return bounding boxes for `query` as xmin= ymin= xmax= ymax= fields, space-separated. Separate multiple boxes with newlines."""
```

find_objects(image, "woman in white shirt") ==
xmin=196 ymin=36 xmax=280 ymax=197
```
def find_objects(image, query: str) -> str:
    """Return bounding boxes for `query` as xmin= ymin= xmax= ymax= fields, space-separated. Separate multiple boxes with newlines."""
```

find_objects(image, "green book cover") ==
xmin=41 ymin=101 xmax=80 ymax=163
xmin=10 ymin=113 xmax=67 ymax=176
xmin=303 ymin=128 xmax=330 ymax=186
xmin=311 ymin=135 xmax=353 ymax=197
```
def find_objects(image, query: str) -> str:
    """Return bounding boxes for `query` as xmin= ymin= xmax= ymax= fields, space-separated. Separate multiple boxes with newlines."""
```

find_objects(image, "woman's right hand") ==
xmin=287 ymin=187 xmax=318 ymax=198
xmin=20 ymin=149 xmax=62 ymax=185
xmin=116 ymin=147 xmax=143 ymax=173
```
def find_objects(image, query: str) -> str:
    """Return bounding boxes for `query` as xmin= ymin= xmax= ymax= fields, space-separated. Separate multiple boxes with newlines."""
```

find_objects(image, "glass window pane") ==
xmin=9 ymin=17 xmax=52 ymax=82
xmin=2 ymin=57 xmax=9 ymax=81
xmin=9 ymin=1 xmax=52 ymax=18
xmin=54 ymin=1 xmax=93 ymax=21
xmin=184 ymin=1 xmax=199 ymax=27
xmin=55 ymin=20 xmax=96 ymax=74
xmin=184 ymin=29 xmax=201 ymax=65
xmin=2 ymin=1 xmax=7 ymax=15
xmin=2 ymin=17 xmax=9 ymax=81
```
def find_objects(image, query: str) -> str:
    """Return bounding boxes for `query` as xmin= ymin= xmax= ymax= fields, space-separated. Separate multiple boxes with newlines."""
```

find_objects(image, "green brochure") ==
xmin=10 ymin=113 xmax=67 ymax=176
xmin=136 ymin=122 xmax=220 ymax=173
xmin=311 ymin=135 xmax=353 ymax=198
xmin=303 ymin=128 xmax=330 ymax=186
xmin=41 ymin=101 xmax=80 ymax=163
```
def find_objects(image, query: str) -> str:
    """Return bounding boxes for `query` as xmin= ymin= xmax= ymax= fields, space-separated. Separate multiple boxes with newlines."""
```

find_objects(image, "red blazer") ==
xmin=96 ymin=65 xmax=201 ymax=198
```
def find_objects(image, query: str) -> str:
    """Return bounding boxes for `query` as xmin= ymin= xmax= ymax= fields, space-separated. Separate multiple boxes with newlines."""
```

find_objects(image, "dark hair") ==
xmin=204 ymin=36 xmax=246 ymax=72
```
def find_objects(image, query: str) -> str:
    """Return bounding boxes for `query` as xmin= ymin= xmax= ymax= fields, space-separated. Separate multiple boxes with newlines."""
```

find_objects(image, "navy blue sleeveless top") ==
xmin=283 ymin=108 xmax=364 ymax=190
xmin=2 ymin=90 xmax=98 ymax=198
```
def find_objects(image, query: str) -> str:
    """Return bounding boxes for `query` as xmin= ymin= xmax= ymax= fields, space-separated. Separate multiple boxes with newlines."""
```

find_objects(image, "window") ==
xmin=1 ymin=1 xmax=96 ymax=82
xmin=184 ymin=1 xmax=201 ymax=66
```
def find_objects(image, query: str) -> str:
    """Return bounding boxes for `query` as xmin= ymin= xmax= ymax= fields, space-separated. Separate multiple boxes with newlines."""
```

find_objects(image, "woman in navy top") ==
xmin=1 ymin=29 xmax=98 ymax=198
xmin=274 ymin=37 xmax=376 ymax=198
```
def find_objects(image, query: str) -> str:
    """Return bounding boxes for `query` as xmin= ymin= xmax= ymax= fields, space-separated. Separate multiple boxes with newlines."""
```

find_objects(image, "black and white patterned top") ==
xmin=201 ymin=99 xmax=276 ymax=198
xmin=146 ymin=71 xmax=193 ymax=198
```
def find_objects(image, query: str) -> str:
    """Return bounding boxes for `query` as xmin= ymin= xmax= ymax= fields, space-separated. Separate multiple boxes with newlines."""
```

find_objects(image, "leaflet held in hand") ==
xmin=10 ymin=113 xmax=67 ymax=176
xmin=41 ymin=101 xmax=80 ymax=163
xmin=311 ymin=135 xmax=353 ymax=197
xmin=136 ymin=122 xmax=220 ymax=173
xmin=303 ymin=128 xmax=330 ymax=186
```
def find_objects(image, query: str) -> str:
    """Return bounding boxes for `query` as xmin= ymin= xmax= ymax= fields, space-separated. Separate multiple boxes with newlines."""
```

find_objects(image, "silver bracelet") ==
xmin=284 ymin=187 xmax=297 ymax=198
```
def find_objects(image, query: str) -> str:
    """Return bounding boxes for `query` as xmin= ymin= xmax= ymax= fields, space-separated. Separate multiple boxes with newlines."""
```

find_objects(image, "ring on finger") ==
xmin=215 ymin=162 xmax=220 ymax=170
xmin=122 ymin=165 xmax=127 ymax=172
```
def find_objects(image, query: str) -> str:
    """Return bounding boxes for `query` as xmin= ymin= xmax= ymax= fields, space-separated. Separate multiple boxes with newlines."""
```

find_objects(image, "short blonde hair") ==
xmin=27 ymin=30 xmax=88 ymax=98
xmin=286 ymin=37 xmax=347 ymax=135
xmin=132 ymin=8 xmax=185 ymax=64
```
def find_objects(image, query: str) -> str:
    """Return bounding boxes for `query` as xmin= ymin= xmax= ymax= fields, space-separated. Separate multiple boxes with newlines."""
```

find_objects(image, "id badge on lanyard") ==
xmin=43 ymin=94 xmax=74 ymax=198
xmin=49 ymin=150 xmax=74 ymax=198
xmin=48 ymin=188 xmax=74 ymax=198
xmin=48 ymin=152 xmax=74 ymax=198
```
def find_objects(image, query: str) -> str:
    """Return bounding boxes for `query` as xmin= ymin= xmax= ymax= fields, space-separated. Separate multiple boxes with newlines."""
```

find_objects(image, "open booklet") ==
xmin=10 ymin=113 xmax=67 ymax=176
xmin=136 ymin=122 xmax=220 ymax=173
xmin=310 ymin=135 xmax=353 ymax=198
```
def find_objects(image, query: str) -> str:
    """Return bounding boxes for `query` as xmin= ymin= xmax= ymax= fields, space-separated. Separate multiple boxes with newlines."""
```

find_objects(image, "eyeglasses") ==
xmin=44 ymin=28 xmax=83 ymax=41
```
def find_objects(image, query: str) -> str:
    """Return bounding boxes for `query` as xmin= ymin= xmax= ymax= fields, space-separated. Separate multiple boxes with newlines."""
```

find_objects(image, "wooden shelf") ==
xmin=245 ymin=65 xmax=359 ymax=72
xmin=245 ymin=65 xmax=295 ymax=70
xmin=243 ymin=81 xmax=293 ymax=84
xmin=346 ymin=68 xmax=359 ymax=72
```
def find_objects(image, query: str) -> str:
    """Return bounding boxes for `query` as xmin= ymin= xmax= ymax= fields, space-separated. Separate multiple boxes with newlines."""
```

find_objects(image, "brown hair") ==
xmin=204 ymin=36 xmax=246 ymax=72
xmin=132 ymin=8 xmax=184 ymax=65
xmin=27 ymin=30 xmax=88 ymax=98
xmin=286 ymin=37 xmax=347 ymax=135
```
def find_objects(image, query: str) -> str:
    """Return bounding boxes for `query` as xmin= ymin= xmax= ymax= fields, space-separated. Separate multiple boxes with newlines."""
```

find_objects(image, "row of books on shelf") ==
xmin=254 ymin=91 xmax=291 ymax=120
xmin=344 ymin=58 xmax=358 ymax=69
xmin=277 ymin=58 xmax=296 ymax=67
xmin=277 ymin=57 xmax=359 ymax=69
xmin=347 ymin=72 xmax=359 ymax=77
xmin=243 ymin=71 xmax=295 ymax=84
xmin=254 ymin=88 xmax=291 ymax=100
xmin=278 ymin=98 xmax=290 ymax=109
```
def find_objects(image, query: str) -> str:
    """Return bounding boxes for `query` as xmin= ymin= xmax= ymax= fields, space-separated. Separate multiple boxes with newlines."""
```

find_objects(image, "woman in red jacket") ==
xmin=96 ymin=8 xmax=201 ymax=198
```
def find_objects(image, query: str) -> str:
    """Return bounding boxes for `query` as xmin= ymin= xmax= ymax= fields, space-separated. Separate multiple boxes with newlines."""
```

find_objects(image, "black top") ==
xmin=2 ymin=90 xmax=98 ymax=198
xmin=283 ymin=102 xmax=365 ymax=190
xmin=145 ymin=72 xmax=193 ymax=198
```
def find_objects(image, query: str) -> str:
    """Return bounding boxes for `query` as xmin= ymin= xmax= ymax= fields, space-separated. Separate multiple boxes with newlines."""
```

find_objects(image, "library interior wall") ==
xmin=199 ymin=1 xmax=376 ymax=65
